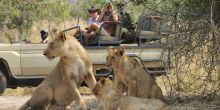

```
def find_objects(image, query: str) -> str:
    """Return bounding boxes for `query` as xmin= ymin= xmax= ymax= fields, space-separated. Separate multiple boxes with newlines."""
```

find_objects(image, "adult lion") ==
xmin=19 ymin=32 xmax=96 ymax=110
xmin=93 ymin=78 xmax=168 ymax=110
xmin=106 ymin=46 xmax=165 ymax=101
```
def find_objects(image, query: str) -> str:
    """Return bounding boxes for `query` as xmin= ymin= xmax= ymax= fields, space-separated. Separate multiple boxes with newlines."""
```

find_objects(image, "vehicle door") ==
xmin=0 ymin=43 xmax=22 ymax=77
xmin=20 ymin=43 xmax=58 ymax=76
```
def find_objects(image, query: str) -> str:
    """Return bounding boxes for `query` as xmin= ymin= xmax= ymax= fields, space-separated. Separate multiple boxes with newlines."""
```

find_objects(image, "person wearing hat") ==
xmin=74 ymin=6 xmax=101 ymax=45
xmin=98 ymin=2 xmax=119 ymax=36
xmin=84 ymin=6 xmax=102 ymax=44
xmin=87 ymin=6 xmax=101 ymax=27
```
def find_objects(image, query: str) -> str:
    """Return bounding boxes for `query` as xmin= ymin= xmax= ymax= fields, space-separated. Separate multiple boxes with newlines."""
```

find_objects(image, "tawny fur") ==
xmin=19 ymin=32 xmax=96 ymax=110
xmin=106 ymin=46 xmax=165 ymax=102
xmin=93 ymin=78 xmax=169 ymax=110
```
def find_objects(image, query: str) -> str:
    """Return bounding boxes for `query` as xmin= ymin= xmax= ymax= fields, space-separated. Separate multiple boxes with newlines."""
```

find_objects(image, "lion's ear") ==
xmin=59 ymin=32 xmax=67 ymax=41
xmin=116 ymin=46 xmax=124 ymax=56
xmin=99 ymin=77 xmax=106 ymax=85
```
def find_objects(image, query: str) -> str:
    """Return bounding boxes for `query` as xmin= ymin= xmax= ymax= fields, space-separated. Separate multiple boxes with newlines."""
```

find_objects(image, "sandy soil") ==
xmin=0 ymin=95 xmax=220 ymax=110
xmin=0 ymin=95 xmax=99 ymax=110
xmin=0 ymin=96 xmax=30 ymax=110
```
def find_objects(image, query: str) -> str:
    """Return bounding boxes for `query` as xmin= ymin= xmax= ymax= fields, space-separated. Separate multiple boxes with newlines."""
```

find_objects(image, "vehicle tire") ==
xmin=0 ymin=71 xmax=7 ymax=95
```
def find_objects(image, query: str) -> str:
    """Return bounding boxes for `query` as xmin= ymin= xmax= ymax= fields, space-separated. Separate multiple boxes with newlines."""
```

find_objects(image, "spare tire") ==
xmin=0 ymin=71 xmax=7 ymax=95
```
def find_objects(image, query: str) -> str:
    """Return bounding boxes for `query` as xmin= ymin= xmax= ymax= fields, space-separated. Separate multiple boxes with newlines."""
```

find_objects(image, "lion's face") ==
xmin=106 ymin=46 xmax=124 ymax=69
xmin=93 ymin=78 xmax=113 ymax=99
xmin=43 ymin=32 xmax=69 ymax=60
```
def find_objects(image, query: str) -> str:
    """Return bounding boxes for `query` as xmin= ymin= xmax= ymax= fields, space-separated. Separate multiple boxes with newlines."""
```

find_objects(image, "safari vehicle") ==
xmin=0 ymin=3 xmax=172 ymax=95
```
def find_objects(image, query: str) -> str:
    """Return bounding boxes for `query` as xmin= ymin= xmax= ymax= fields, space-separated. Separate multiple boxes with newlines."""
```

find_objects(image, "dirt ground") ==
xmin=0 ymin=95 xmax=99 ymax=110
xmin=0 ymin=95 xmax=220 ymax=110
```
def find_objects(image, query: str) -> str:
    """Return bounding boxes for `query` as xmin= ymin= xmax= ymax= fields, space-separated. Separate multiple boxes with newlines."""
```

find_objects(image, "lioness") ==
xmin=106 ymin=46 xmax=165 ymax=101
xmin=93 ymin=78 xmax=168 ymax=110
xmin=19 ymin=32 xmax=96 ymax=110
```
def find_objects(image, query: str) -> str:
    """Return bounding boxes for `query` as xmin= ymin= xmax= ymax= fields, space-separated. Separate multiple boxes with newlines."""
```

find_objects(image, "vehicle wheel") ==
xmin=0 ymin=71 xmax=7 ymax=95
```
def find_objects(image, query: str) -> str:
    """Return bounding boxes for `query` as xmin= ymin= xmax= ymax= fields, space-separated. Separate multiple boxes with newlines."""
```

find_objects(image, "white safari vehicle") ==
xmin=0 ymin=11 xmax=171 ymax=95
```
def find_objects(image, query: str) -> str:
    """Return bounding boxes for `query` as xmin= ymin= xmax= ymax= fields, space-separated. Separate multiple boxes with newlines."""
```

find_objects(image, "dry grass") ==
xmin=3 ymin=87 xmax=34 ymax=96
xmin=3 ymin=86 xmax=92 ymax=96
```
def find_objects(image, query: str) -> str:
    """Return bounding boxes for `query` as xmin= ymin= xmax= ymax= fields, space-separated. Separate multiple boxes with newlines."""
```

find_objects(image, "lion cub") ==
xmin=93 ymin=78 xmax=168 ymax=110
xmin=106 ymin=46 xmax=165 ymax=101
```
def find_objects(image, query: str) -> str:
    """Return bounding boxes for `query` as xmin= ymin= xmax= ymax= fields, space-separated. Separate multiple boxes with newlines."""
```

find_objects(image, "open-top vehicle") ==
xmin=0 ymin=3 xmax=172 ymax=95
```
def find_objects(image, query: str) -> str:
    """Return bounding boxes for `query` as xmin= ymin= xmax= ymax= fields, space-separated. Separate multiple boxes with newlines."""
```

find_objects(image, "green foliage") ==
xmin=0 ymin=0 xmax=75 ymax=29
xmin=0 ymin=0 xmax=170 ymax=30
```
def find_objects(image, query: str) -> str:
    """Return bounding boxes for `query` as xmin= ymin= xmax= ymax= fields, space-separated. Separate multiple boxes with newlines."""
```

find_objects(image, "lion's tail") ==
xmin=18 ymin=100 xmax=31 ymax=110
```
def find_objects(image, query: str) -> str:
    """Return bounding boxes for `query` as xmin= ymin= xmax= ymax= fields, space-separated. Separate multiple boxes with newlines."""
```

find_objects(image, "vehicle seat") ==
xmin=86 ymin=14 xmax=123 ymax=46
xmin=93 ymin=21 xmax=123 ymax=46
xmin=137 ymin=14 xmax=162 ymax=45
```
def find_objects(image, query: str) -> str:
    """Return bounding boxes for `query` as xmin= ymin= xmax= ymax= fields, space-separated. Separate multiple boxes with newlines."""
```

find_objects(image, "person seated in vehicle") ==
xmin=74 ymin=6 xmax=101 ymax=44
xmin=74 ymin=3 xmax=119 ymax=45
xmin=98 ymin=2 xmax=119 ymax=36
xmin=40 ymin=29 xmax=49 ymax=43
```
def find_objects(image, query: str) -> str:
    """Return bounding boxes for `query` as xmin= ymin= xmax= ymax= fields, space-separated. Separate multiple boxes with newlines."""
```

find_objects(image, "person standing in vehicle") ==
xmin=98 ymin=2 xmax=119 ymax=36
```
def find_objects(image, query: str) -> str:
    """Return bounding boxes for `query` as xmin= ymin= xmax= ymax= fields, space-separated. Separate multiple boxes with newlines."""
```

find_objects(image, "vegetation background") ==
xmin=0 ymin=0 xmax=219 ymax=105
